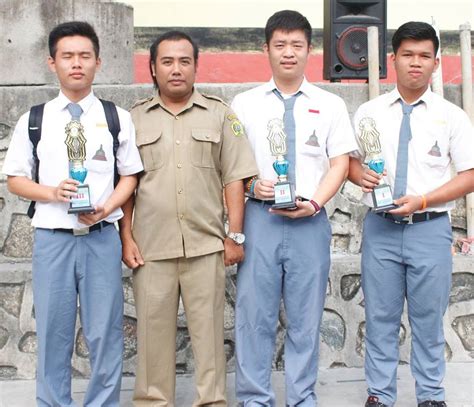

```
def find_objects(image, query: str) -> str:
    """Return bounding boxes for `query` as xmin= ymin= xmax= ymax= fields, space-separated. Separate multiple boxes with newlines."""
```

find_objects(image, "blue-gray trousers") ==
xmin=235 ymin=200 xmax=332 ymax=407
xmin=362 ymin=211 xmax=452 ymax=406
xmin=32 ymin=226 xmax=124 ymax=407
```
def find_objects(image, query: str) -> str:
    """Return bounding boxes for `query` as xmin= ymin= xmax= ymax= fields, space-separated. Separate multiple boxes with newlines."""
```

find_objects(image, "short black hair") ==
xmin=49 ymin=21 xmax=100 ymax=58
xmin=265 ymin=10 xmax=312 ymax=46
xmin=392 ymin=21 xmax=439 ymax=55
xmin=149 ymin=30 xmax=199 ymax=88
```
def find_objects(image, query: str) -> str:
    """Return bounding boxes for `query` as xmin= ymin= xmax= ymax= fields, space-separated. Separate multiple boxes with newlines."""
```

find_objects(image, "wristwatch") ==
xmin=227 ymin=232 xmax=246 ymax=245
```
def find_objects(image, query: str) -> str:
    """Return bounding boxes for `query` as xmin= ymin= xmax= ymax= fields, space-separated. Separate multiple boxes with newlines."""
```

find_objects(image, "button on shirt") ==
xmin=131 ymin=90 xmax=258 ymax=261
xmin=2 ymin=91 xmax=144 ymax=228
xmin=231 ymin=78 xmax=357 ymax=199
xmin=352 ymin=88 xmax=474 ymax=211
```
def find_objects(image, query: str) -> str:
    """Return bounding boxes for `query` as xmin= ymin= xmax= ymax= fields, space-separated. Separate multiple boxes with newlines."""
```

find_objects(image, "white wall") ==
xmin=123 ymin=0 xmax=473 ymax=31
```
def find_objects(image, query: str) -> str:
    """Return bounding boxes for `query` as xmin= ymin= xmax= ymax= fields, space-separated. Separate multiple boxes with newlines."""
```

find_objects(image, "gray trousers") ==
xmin=235 ymin=199 xmax=332 ymax=407
xmin=32 ymin=226 xmax=124 ymax=406
xmin=361 ymin=211 xmax=452 ymax=406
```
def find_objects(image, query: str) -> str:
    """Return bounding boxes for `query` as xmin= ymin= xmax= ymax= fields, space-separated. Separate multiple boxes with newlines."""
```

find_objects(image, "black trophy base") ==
xmin=272 ymin=181 xmax=297 ymax=210
xmin=68 ymin=184 xmax=95 ymax=214
xmin=68 ymin=205 xmax=95 ymax=214
xmin=272 ymin=201 xmax=298 ymax=210
xmin=371 ymin=204 xmax=399 ymax=214
xmin=371 ymin=184 xmax=398 ymax=213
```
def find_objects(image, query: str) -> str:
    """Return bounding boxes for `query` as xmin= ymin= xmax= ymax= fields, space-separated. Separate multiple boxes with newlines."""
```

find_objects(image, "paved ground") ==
xmin=1 ymin=363 xmax=473 ymax=406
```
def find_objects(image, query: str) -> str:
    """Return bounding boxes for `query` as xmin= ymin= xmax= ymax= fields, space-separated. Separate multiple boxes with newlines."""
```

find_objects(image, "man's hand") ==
xmin=360 ymin=168 xmax=384 ymax=193
xmin=121 ymin=235 xmax=145 ymax=269
xmin=253 ymin=179 xmax=276 ymax=200
xmin=78 ymin=205 xmax=110 ymax=225
xmin=224 ymin=238 xmax=244 ymax=266
xmin=269 ymin=199 xmax=316 ymax=218
xmin=54 ymin=178 xmax=79 ymax=203
xmin=390 ymin=195 xmax=423 ymax=216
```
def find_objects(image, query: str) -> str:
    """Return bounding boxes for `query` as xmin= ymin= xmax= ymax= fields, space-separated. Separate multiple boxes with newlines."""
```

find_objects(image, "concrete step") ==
xmin=2 ymin=363 xmax=473 ymax=407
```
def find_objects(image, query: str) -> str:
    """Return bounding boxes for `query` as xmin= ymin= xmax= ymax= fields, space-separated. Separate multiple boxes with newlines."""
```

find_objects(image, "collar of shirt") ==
xmin=50 ymin=90 xmax=97 ymax=116
xmin=143 ymin=88 xmax=209 ymax=114
xmin=262 ymin=76 xmax=316 ymax=100
xmin=386 ymin=86 xmax=433 ymax=109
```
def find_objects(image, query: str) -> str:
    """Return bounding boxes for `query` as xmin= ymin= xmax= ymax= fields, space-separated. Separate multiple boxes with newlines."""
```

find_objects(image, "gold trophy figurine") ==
xmin=65 ymin=120 xmax=94 ymax=214
xmin=358 ymin=117 xmax=397 ymax=212
xmin=267 ymin=118 xmax=297 ymax=209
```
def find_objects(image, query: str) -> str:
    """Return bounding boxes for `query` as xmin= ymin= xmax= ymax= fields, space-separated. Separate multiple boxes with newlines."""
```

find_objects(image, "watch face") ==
xmin=230 ymin=232 xmax=245 ymax=245
xmin=235 ymin=233 xmax=245 ymax=244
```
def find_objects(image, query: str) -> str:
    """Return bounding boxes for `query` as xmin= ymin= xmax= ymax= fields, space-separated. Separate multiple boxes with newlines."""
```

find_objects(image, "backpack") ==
xmin=27 ymin=99 xmax=121 ymax=218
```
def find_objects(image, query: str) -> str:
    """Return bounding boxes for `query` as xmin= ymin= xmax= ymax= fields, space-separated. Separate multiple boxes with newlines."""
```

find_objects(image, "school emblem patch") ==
xmin=227 ymin=114 xmax=244 ymax=137
xmin=305 ymin=130 xmax=320 ymax=147
xmin=92 ymin=144 xmax=107 ymax=161
xmin=428 ymin=141 xmax=441 ymax=157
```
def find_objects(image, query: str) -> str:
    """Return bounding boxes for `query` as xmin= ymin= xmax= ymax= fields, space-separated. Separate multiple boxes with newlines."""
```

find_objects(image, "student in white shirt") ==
xmin=2 ymin=21 xmax=143 ymax=406
xmin=231 ymin=10 xmax=357 ymax=406
xmin=349 ymin=21 xmax=474 ymax=407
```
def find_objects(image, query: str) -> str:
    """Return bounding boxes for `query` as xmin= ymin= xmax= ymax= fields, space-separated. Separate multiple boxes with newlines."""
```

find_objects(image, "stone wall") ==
xmin=0 ymin=0 xmax=133 ymax=85
xmin=0 ymin=84 xmax=473 ymax=379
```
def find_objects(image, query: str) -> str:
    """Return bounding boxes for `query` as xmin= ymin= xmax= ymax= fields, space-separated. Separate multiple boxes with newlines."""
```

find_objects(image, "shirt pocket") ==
xmin=299 ymin=136 xmax=326 ymax=158
xmin=87 ymin=142 xmax=114 ymax=174
xmin=423 ymin=155 xmax=449 ymax=170
xmin=87 ymin=159 xmax=114 ymax=174
xmin=422 ymin=138 xmax=449 ymax=170
xmin=191 ymin=129 xmax=220 ymax=168
xmin=136 ymin=131 xmax=164 ymax=171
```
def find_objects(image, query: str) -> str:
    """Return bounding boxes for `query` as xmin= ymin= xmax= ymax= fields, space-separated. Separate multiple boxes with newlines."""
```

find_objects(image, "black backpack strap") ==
xmin=27 ymin=103 xmax=45 ymax=219
xmin=100 ymin=99 xmax=121 ymax=188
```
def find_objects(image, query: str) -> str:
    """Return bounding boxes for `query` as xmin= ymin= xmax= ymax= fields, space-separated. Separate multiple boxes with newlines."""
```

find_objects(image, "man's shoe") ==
xmin=365 ymin=396 xmax=388 ymax=406
xmin=418 ymin=401 xmax=447 ymax=407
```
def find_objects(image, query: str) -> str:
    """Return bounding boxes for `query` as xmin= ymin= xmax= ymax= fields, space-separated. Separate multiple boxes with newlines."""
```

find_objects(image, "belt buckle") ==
xmin=402 ymin=214 xmax=414 ymax=225
xmin=73 ymin=227 xmax=90 ymax=236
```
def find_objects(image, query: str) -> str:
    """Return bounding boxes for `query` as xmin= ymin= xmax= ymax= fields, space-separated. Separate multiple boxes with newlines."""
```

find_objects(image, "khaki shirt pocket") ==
xmin=191 ymin=129 xmax=221 ymax=168
xmin=136 ymin=131 xmax=164 ymax=171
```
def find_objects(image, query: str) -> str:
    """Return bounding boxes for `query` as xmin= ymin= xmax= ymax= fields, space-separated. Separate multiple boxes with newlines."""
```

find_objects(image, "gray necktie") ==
xmin=393 ymin=100 xmax=415 ymax=199
xmin=67 ymin=103 xmax=83 ymax=121
xmin=273 ymin=90 xmax=302 ymax=184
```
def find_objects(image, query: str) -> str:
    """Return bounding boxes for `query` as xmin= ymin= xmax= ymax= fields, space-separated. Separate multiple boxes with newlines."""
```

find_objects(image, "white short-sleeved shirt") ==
xmin=352 ymin=87 xmax=474 ymax=211
xmin=2 ymin=91 xmax=143 ymax=229
xmin=231 ymin=78 xmax=357 ymax=200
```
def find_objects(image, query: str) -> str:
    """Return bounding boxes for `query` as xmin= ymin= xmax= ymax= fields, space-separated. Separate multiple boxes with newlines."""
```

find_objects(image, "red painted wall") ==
xmin=135 ymin=52 xmax=471 ymax=84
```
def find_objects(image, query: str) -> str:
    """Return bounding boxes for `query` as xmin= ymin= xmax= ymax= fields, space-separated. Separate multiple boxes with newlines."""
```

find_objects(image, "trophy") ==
xmin=267 ymin=118 xmax=297 ymax=209
xmin=358 ymin=117 xmax=397 ymax=213
xmin=65 ymin=120 xmax=95 ymax=214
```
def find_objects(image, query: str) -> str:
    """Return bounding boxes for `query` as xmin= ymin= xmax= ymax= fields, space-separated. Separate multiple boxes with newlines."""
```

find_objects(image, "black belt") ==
xmin=248 ymin=197 xmax=275 ymax=205
xmin=376 ymin=211 xmax=447 ymax=224
xmin=53 ymin=221 xmax=114 ymax=236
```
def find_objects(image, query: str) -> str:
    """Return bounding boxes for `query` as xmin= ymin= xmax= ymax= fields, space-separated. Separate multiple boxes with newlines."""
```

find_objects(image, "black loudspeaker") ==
xmin=323 ymin=0 xmax=387 ymax=80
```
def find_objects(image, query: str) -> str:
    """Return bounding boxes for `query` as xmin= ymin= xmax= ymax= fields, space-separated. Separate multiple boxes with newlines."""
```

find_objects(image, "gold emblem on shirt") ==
xmin=227 ymin=114 xmax=244 ymax=137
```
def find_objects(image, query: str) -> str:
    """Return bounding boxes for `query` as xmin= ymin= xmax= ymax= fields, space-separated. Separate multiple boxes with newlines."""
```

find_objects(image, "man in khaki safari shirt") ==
xmin=120 ymin=30 xmax=258 ymax=406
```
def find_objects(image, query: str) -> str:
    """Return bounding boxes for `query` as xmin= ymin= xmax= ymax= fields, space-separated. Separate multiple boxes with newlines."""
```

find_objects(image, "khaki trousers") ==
xmin=133 ymin=252 xmax=227 ymax=407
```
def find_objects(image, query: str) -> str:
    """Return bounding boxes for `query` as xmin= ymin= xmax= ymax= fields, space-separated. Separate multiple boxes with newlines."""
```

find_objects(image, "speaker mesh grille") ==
xmin=336 ymin=26 xmax=369 ymax=70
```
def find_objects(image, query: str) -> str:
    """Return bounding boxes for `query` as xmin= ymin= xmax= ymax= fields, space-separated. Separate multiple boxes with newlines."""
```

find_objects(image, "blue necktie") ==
xmin=67 ymin=103 xmax=83 ymax=121
xmin=393 ymin=100 xmax=415 ymax=199
xmin=273 ymin=90 xmax=302 ymax=184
